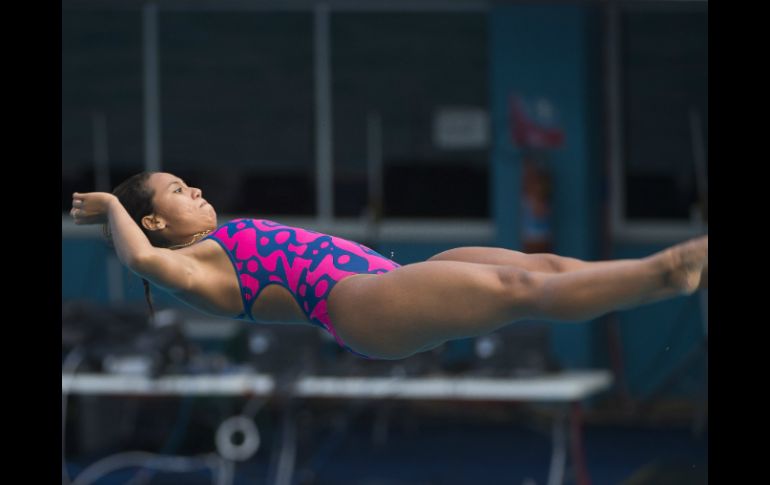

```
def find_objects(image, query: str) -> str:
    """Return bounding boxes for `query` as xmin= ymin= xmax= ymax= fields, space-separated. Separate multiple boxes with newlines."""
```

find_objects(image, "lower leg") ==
xmin=527 ymin=252 xmax=705 ymax=289
xmin=541 ymin=255 xmax=687 ymax=300
xmin=527 ymin=236 xmax=707 ymax=322
xmin=529 ymin=259 xmax=670 ymax=322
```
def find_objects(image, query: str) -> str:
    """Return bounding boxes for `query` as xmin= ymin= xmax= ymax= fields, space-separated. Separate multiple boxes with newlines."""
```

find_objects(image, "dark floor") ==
xmin=65 ymin=412 xmax=708 ymax=485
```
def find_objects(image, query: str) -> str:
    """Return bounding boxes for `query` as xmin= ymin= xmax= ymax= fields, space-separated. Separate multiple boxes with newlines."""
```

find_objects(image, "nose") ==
xmin=192 ymin=187 xmax=202 ymax=199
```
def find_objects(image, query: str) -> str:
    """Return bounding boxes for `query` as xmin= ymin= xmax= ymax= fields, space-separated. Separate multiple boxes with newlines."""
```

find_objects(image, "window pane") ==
xmin=622 ymin=6 xmax=708 ymax=221
xmin=160 ymin=12 xmax=315 ymax=216
xmin=331 ymin=13 xmax=489 ymax=218
xmin=62 ymin=8 xmax=144 ymax=211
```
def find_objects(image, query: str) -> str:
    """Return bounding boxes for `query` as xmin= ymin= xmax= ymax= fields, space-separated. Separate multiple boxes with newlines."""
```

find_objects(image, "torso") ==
xmin=171 ymin=218 xmax=402 ymax=356
xmin=173 ymin=239 xmax=309 ymax=324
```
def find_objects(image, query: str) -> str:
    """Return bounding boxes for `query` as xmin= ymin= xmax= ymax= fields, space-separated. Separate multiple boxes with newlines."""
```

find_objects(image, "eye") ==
xmin=174 ymin=187 xmax=182 ymax=193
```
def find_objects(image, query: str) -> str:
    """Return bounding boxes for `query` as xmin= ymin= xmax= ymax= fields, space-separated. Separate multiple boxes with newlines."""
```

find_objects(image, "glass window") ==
xmin=621 ymin=4 xmax=708 ymax=222
xmin=62 ymin=8 xmax=144 ymax=211
xmin=159 ymin=11 xmax=315 ymax=216
xmin=331 ymin=13 xmax=489 ymax=218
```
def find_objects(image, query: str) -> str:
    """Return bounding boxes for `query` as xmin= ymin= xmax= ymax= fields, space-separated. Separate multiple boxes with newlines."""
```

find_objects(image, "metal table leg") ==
xmin=271 ymin=407 xmax=297 ymax=485
xmin=547 ymin=407 xmax=568 ymax=485
xmin=569 ymin=402 xmax=591 ymax=485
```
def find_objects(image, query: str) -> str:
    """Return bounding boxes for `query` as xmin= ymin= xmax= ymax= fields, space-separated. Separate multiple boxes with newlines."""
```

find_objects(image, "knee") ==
xmin=496 ymin=266 xmax=540 ymax=310
xmin=532 ymin=253 xmax=566 ymax=273
xmin=545 ymin=255 xmax=566 ymax=273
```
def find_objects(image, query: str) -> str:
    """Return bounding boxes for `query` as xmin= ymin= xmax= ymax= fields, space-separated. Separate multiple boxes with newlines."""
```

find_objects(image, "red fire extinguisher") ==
xmin=521 ymin=157 xmax=553 ymax=253
xmin=510 ymin=94 xmax=562 ymax=254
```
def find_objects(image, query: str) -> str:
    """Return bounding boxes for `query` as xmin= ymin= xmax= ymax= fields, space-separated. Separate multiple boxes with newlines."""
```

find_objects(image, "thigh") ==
xmin=428 ymin=246 xmax=561 ymax=273
xmin=327 ymin=260 xmax=526 ymax=360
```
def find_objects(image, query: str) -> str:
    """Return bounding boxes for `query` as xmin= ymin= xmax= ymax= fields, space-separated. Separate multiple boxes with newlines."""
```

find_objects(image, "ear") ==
xmin=141 ymin=214 xmax=166 ymax=232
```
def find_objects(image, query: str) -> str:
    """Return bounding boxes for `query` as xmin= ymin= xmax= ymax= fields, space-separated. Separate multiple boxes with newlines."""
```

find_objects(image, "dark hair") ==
xmin=105 ymin=171 xmax=164 ymax=321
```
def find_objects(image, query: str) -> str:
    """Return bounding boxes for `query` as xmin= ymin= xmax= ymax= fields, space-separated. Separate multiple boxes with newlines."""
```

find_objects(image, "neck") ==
xmin=167 ymin=229 xmax=213 ymax=250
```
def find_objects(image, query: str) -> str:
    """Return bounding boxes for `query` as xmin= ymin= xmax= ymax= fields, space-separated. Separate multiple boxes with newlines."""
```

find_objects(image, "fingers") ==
xmin=69 ymin=207 xmax=81 ymax=224
xmin=70 ymin=194 xmax=83 ymax=216
xmin=70 ymin=198 xmax=83 ymax=219
xmin=71 ymin=193 xmax=85 ymax=212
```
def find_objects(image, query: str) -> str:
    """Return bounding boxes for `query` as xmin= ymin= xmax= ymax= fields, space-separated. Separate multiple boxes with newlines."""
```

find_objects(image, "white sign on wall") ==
xmin=432 ymin=107 xmax=489 ymax=150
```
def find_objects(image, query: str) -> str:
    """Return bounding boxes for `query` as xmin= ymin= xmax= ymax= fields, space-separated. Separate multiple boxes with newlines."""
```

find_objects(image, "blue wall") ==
xmin=490 ymin=4 xmax=604 ymax=369
xmin=62 ymin=239 xmax=112 ymax=302
xmin=63 ymin=238 xmax=148 ymax=303
xmin=488 ymin=4 xmax=705 ymax=397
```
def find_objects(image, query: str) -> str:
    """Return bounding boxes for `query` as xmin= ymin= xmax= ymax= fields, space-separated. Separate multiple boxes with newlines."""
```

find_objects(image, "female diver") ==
xmin=70 ymin=172 xmax=708 ymax=360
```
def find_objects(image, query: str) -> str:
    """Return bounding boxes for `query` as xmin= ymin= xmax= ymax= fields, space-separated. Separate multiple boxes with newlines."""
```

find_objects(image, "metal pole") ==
xmin=92 ymin=111 xmax=124 ymax=303
xmin=143 ymin=2 xmax=162 ymax=172
xmin=92 ymin=112 xmax=110 ymax=192
xmin=314 ymin=3 xmax=333 ymax=222
xmin=365 ymin=111 xmax=383 ymax=244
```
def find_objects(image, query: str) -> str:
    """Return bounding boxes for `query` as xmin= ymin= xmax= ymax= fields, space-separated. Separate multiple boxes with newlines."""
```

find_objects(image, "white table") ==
xmin=63 ymin=370 xmax=612 ymax=485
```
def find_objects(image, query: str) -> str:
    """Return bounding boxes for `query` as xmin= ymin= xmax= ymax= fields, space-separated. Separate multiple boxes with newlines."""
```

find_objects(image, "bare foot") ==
xmin=661 ymin=236 xmax=708 ymax=295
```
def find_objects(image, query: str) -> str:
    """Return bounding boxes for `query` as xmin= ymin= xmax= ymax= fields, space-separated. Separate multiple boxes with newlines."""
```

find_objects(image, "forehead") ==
xmin=148 ymin=172 xmax=184 ymax=189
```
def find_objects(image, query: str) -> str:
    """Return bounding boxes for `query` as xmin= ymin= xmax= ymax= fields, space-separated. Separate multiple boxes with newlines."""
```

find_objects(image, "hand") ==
xmin=70 ymin=192 xmax=118 ymax=225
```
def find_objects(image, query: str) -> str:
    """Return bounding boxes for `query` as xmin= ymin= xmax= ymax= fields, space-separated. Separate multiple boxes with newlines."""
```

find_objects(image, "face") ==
xmin=142 ymin=172 xmax=218 ymax=245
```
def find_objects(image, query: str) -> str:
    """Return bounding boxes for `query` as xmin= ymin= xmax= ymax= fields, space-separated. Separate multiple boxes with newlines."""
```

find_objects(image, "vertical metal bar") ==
xmin=273 ymin=408 xmax=297 ymax=485
xmin=547 ymin=407 xmax=567 ymax=485
xmin=689 ymin=108 xmax=708 ymax=227
xmin=363 ymin=111 xmax=382 ymax=247
xmin=92 ymin=111 xmax=124 ymax=303
xmin=606 ymin=0 xmax=624 ymax=237
xmin=365 ymin=111 xmax=383 ymax=244
xmin=143 ymin=3 xmax=162 ymax=173
xmin=106 ymin=257 xmax=125 ymax=304
xmin=569 ymin=402 xmax=591 ymax=485
xmin=314 ymin=3 xmax=333 ymax=222
xmin=92 ymin=111 xmax=110 ymax=192
xmin=366 ymin=112 xmax=383 ymax=215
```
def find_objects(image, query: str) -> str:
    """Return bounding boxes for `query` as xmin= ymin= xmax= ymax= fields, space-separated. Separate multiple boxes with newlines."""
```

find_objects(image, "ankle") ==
xmin=645 ymin=252 xmax=676 ymax=289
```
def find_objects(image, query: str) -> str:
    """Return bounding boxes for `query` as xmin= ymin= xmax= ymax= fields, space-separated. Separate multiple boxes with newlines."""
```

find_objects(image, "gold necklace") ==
xmin=167 ymin=229 xmax=213 ymax=250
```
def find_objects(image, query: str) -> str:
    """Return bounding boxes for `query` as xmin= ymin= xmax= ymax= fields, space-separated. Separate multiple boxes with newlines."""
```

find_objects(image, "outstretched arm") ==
xmin=70 ymin=192 xmax=199 ymax=292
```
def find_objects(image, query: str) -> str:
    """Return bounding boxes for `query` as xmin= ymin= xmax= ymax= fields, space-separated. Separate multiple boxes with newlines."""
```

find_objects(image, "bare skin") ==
xmin=71 ymin=172 xmax=707 ymax=360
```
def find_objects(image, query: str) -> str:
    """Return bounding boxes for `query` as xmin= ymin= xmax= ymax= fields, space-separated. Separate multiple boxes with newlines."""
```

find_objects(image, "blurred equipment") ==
xmin=472 ymin=323 xmax=561 ymax=377
xmin=62 ymin=301 xmax=192 ymax=377
xmin=215 ymin=415 xmax=261 ymax=462
xmin=438 ymin=322 xmax=560 ymax=376
xmin=243 ymin=325 xmax=323 ymax=375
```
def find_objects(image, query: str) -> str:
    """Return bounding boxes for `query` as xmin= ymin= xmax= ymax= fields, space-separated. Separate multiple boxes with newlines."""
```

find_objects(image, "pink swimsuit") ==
xmin=203 ymin=218 xmax=402 ymax=358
